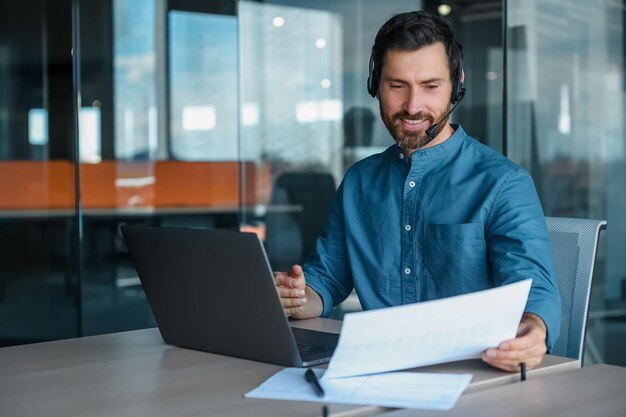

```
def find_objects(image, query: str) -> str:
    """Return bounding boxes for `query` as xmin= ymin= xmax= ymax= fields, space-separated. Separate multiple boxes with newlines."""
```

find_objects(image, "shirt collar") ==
xmin=392 ymin=124 xmax=465 ymax=165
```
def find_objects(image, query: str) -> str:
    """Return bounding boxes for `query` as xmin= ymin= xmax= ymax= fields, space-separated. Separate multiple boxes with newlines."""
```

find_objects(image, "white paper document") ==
xmin=246 ymin=280 xmax=531 ymax=410
xmin=245 ymin=367 xmax=473 ymax=410
xmin=323 ymin=279 xmax=532 ymax=379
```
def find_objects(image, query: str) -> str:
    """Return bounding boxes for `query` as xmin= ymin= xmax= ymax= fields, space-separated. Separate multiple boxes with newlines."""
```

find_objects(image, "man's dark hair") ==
xmin=369 ymin=11 xmax=463 ymax=95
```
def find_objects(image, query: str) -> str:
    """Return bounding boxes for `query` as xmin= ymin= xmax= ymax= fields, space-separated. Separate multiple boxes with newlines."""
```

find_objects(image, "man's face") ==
xmin=378 ymin=42 xmax=454 ymax=151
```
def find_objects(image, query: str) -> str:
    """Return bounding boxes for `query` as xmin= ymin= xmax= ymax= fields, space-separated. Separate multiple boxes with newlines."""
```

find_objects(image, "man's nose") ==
xmin=403 ymin=88 xmax=423 ymax=115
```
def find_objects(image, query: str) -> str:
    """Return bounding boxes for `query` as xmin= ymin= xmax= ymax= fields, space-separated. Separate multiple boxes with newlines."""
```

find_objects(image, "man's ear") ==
xmin=460 ymin=69 xmax=465 ymax=84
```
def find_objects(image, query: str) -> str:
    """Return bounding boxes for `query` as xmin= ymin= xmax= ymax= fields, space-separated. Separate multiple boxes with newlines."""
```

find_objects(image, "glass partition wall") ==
xmin=78 ymin=0 xmax=247 ymax=335
xmin=0 ymin=0 xmax=624 ymax=367
xmin=505 ymin=0 xmax=626 ymax=366
xmin=0 ymin=0 xmax=80 ymax=345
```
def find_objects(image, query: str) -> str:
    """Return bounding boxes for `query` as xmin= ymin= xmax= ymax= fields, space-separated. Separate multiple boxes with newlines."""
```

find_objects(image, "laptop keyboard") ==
xmin=297 ymin=342 xmax=332 ymax=356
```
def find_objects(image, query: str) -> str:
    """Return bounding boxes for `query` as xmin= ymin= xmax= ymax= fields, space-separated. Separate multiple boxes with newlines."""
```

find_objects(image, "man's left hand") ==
xmin=481 ymin=312 xmax=548 ymax=372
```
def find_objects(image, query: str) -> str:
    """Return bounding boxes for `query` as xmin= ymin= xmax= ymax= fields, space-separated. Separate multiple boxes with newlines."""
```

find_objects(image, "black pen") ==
xmin=304 ymin=368 xmax=325 ymax=397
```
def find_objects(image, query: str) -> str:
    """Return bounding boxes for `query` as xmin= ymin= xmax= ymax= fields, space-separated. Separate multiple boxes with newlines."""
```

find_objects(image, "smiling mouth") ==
xmin=399 ymin=118 xmax=429 ymax=131
xmin=402 ymin=119 xmax=425 ymax=124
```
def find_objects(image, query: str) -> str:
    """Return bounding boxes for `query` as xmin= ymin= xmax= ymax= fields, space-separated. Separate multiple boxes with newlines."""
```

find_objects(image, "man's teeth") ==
xmin=403 ymin=119 xmax=424 ymax=124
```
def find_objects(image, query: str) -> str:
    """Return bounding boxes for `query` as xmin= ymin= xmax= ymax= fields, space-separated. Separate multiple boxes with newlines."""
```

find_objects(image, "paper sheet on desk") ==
xmin=245 ymin=368 xmax=473 ymax=410
xmin=322 ymin=279 xmax=532 ymax=380
xmin=245 ymin=280 xmax=530 ymax=410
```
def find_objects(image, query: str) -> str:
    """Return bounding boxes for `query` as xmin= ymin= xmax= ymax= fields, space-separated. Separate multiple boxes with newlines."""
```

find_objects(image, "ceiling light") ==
xmin=272 ymin=16 xmax=285 ymax=27
xmin=438 ymin=4 xmax=452 ymax=16
xmin=315 ymin=38 xmax=327 ymax=48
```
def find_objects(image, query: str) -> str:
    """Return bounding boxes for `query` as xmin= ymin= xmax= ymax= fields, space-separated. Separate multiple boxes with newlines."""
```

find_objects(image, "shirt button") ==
xmin=409 ymin=181 xmax=416 ymax=188
xmin=399 ymin=153 xmax=404 ymax=159
xmin=405 ymin=224 xmax=411 ymax=231
xmin=404 ymin=268 xmax=411 ymax=275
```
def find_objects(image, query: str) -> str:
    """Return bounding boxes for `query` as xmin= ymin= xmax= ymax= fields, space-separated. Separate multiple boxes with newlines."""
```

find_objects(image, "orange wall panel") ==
xmin=0 ymin=161 xmax=271 ymax=210
xmin=80 ymin=162 xmax=156 ymax=208
xmin=154 ymin=162 xmax=240 ymax=207
xmin=0 ymin=161 xmax=75 ymax=209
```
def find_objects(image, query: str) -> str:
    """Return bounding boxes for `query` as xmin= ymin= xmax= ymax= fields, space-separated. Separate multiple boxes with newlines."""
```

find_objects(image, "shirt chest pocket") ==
xmin=425 ymin=223 xmax=490 ymax=297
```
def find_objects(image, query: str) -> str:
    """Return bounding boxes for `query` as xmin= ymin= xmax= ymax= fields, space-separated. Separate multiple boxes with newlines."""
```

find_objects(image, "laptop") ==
xmin=121 ymin=224 xmax=339 ymax=367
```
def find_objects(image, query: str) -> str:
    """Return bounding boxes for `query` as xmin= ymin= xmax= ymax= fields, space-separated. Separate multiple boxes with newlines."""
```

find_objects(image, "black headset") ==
xmin=366 ymin=50 xmax=466 ymax=105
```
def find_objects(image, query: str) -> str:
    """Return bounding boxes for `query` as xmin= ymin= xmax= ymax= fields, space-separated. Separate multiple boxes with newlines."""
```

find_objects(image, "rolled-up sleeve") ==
xmin=486 ymin=169 xmax=561 ymax=350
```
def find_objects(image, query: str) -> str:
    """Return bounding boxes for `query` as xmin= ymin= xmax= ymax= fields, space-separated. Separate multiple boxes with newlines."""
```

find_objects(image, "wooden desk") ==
xmin=0 ymin=319 xmax=579 ymax=417
xmin=0 ymin=326 xmax=354 ymax=417
xmin=378 ymin=364 xmax=626 ymax=417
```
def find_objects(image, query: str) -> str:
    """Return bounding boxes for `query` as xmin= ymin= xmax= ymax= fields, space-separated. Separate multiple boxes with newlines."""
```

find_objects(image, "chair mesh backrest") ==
xmin=546 ymin=217 xmax=606 ymax=361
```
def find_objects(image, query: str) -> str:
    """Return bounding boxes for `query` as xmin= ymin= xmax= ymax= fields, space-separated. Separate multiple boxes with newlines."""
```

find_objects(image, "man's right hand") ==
xmin=274 ymin=264 xmax=308 ymax=316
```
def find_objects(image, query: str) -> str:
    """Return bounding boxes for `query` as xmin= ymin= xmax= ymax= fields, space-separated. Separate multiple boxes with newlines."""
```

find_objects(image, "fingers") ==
xmin=482 ymin=331 xmax=547 ymax=372
xmin=274 ymin=264 xmax=305 ymax=288
xmin=282 ymin=294 xmax=306 ymax=317
xmin=278 ymin=286 xmax=306 ymax=298
xmin=482 ymin=347 xmax=544 ymax=372
xmin=290 ymin=264 xmax=303 ymax=277
xmin=497 ymin=331 xmax=536 ymax=352
xmin=481 ymin=312 xmax=549 ymax=372
xmin=284 ymin=306 xmax=304 ymax=316
xmin=280 ymin=293 xmax=308 ymax=308
xmin=482 ymin=342 xmax=546 ymax=366
xmin=275 ymin=275 xmax=304 ymax=288
xmin=274 ymin=265 xmax=307 ymax=317
xmin=481 ymin=352 xmax=543 ymax=372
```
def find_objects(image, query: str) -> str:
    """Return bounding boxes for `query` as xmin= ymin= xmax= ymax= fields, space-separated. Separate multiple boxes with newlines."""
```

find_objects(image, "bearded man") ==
xmin=274 ymin=10 xmax=561 ymax=373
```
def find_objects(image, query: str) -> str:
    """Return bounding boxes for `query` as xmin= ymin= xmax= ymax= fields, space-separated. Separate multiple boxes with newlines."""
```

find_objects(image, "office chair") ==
xmin=264 ymin=172 xmax=336 ymax=271
xmin=545 ymin=217 xmax=606 ymax=363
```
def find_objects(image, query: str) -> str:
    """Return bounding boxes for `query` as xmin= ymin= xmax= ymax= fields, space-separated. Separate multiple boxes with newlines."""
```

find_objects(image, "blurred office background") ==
xmin=0 ymin=0 xmax=624 ymax=366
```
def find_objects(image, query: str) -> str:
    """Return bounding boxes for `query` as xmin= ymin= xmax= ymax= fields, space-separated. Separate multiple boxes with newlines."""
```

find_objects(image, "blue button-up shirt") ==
xmin=304 ymin=125 xmax=561 ymax=349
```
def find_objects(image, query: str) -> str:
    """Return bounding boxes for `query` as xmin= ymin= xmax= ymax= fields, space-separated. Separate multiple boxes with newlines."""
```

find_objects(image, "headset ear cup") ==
xmin=367 ymin=53 xmax=376 ymax=98
xmin=450 ymin=60 xmax=464 ymax=104
xmin=452 ymin=86 xmax=466 ymax=105
xmin=451 ymin=81 xmax=463 ymax=104
xmin=451 ymin=81 xmax=459 ymax=104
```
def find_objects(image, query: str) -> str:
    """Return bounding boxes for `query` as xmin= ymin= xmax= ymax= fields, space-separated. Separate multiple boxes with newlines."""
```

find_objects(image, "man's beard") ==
xmin=380 ymin=107 xmax=450 ymax=151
